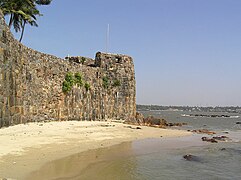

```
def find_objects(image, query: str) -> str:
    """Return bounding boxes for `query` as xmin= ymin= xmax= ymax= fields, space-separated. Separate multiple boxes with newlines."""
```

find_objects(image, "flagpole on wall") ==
xmin=106 ymin=24 xmax=110 ymax=53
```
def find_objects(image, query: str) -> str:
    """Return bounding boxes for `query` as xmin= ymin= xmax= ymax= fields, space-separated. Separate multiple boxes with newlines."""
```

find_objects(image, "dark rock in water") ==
xmin=236 ymin=122 xmax=241 ymax=124
xmin=191 ymin=129 xmax=216 ymax=135
xmin=213 ymin=136 xmax=229 ymax=141
xmin=201 ymin=137 xmax=218 ymax=143
xmin=183 ymin=154 xmax=201 ymax=162
xmin=220 ymin=148 xmax=241 ymax=154
xmin=202 ymin=136 xmax=230 ymax=143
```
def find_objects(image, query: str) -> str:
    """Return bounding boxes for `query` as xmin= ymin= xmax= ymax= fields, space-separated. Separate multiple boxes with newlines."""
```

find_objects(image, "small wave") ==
xmin=181 ymin=114 xmax=190 ymax=117
xmin=230 ymin=116 xmax=240 ymax=118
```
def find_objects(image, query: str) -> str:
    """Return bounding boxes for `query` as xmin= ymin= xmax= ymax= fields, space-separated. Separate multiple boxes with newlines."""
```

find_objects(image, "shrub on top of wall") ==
xmin=81 ymin=57 xmax=86 ymax=64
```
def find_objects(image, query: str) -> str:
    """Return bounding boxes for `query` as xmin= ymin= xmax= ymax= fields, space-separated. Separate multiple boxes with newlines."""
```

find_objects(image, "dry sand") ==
xmin=0 ymin=120 xmax=191 ymax=179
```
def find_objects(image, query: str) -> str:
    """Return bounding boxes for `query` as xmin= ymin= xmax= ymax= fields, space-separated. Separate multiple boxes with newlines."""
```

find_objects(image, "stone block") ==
xmin=15 ymin=106 xmax=22 ymax=114
xmin=10 ymin=106 xmax=15 ymax=116
xmin=0 ymin=47 xmax=3 ymax=55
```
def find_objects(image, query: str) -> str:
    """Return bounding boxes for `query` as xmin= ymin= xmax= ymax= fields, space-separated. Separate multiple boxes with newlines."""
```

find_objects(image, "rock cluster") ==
xmin=189 ymin=129 xmax=216 ymax=135
xmin=143 ymin=115 xmax=187 ymax=127
xmin=201 ymin=136 xmax=230 ymax=143
xmin=126 ymin=113 xmax=187 ymax=128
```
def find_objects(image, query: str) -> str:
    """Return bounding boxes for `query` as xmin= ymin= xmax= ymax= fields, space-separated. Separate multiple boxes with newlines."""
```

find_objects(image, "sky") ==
xmin=8 ymin=0 xmax=241 ymax=106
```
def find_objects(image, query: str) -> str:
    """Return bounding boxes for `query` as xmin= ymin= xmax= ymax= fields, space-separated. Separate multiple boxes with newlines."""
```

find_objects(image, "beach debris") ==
xmin=183 ymin=154 xmax=202 ymax=162
xmin=191 ymin=129 xmax=216 ymax=135
xmin=124 ymin=126 xmax=142 ymax=130
xmin=124 ymin=126 xmax=133 ymax=129
xmin=236 ymin=122 xmax=241 ymax=124
xmin=100 ymin=124 xmax=115 ymax=127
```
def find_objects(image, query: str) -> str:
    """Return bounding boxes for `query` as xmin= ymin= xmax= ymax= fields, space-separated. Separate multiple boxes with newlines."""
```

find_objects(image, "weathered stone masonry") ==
xmin=0 ymin=10 xmax=136 ymax=128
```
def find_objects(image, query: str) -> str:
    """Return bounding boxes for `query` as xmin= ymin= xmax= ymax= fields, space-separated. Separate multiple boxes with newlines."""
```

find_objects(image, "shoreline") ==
xmin=0 ymin=121 xmax=191 ymax=179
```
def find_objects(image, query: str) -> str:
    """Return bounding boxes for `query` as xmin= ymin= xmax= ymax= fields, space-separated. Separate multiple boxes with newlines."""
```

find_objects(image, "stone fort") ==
xmin=0 ymin=10 xmax=136 ymax=128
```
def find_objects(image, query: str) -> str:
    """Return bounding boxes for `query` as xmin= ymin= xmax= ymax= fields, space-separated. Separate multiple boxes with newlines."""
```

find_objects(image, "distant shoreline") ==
xmin=182 ymin=114 xmax=240 ymax=118
xmin=0 ymin=121 xmax=191 ymax=179
xmin=137 ymin=104 xmax=241 ymax=113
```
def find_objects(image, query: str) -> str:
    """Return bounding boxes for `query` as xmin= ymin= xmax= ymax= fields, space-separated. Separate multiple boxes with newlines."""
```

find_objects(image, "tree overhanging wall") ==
xmin=0 ymin=10 xmax=136 ymax=128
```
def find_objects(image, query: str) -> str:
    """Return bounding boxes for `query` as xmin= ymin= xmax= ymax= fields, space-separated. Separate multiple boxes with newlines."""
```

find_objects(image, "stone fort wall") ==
xmin=0 ymin=10 xmax=136 ymax=128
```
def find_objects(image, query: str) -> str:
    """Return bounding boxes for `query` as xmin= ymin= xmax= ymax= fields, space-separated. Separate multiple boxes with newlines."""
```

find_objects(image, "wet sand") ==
xmin=0 ymin=121 xmax=191 ymax=179
xmin=26 ymin=135 xmax=207 ymax=180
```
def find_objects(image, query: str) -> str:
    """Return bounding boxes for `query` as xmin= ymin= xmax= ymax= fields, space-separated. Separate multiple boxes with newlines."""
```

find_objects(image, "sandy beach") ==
xmin=0 ymin=120 xmax=191 ymax=179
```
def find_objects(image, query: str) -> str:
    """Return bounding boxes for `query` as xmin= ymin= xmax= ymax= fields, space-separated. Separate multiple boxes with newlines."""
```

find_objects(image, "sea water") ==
xmin=28 ymin=111 xmax=241 ymax=180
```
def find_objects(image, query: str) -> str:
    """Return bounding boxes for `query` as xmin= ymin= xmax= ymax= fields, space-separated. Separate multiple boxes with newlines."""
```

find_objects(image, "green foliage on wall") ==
xmin=102 ymin=76 xmax=109 ymax=89
xmin=74 ymin=72 xmax=83 ymax=87
xmin=81 ymin=57 xmax=86 ymax=64
xmin=65 ymin=72 xmax=75 ymax=86
xmin=62 ymin=72 xmax=89 ymax=93
xmin=62 ymin=80 xmax=72 ymax=93
xmin=84 ymin=82 xmax=91 ymax=91
xmin=113 ymin=79 xmax=121 ymax=87
xmin=62 ymin=72 xmax=74 ymax=93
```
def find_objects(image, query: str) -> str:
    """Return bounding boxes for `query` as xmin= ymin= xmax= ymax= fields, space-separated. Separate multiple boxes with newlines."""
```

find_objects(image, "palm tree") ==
xmin=0 ymin=0 xmax=51 ymax=42
xmin=35 ymin=0 xmax=52 ymax=5
xmin=19 ymin=5 xmax=40 ymax=42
